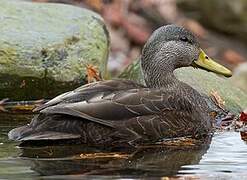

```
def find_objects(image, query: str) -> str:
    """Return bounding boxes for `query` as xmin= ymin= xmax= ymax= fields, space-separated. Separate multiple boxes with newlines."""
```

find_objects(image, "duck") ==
xmin=8 ymin=25 xmax=232 ymax=147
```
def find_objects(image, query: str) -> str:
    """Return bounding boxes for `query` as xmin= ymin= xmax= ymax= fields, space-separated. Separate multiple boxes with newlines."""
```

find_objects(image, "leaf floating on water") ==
xmin=79 ymin=152 xmax=130 ymax=159
xmin=210 ymin=90 xmax=225 ymax=110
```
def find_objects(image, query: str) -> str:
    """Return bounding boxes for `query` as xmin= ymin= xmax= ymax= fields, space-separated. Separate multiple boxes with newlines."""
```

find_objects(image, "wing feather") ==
xmin=34 ymin=79 xmax=190 ymax=129
xmin=34 ymin=79 xmax=144 ymax=112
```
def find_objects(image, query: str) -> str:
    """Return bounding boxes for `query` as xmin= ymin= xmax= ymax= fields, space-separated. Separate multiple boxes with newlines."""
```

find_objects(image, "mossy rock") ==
xmin=119 ymin=60 xmax=247 ymax=114
xmin=0 ymin=0 xmax=109 ymax=100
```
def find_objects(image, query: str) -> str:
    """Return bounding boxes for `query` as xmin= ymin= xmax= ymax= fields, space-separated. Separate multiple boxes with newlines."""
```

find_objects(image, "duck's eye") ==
xmin=180 ymin=37 xmax=190 ymax=43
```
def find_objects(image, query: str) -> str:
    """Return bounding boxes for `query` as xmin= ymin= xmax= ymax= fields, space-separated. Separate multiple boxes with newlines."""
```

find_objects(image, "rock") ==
xmin=230 ymin=62 xmax=247 ymax=93
xmin=119 ymin=60 xmax=247 ymax=114
xmin=0 ymin=0 xmax=109 ymax=100
xmin=177 ymin=0 xmax=247 ymax=43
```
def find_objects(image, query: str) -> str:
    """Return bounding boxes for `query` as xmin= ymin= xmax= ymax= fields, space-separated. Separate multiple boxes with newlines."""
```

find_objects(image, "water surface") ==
xmin=0 ymin=114 xmax=247 ymax=179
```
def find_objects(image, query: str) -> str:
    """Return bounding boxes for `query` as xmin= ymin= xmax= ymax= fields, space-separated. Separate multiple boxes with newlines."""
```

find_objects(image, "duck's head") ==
xmin=141 ymin=24 xmax=232 ymax=87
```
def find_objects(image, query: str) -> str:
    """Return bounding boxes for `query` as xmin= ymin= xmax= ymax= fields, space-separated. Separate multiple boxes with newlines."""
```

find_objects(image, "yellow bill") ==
xmin=193 ymin=49 xmax=232 ymax=77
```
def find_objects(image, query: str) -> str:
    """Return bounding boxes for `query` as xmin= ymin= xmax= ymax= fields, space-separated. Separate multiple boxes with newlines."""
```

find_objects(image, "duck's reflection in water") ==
xmin=18 ymin=137 xmax=211 ymax=177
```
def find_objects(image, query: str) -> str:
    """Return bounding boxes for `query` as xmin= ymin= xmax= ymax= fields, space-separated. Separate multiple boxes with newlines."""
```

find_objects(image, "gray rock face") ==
xmin=0 ymin=0 xmax=109 ymax=100
xmin=120 ymin=60 xmax=247 ymax=114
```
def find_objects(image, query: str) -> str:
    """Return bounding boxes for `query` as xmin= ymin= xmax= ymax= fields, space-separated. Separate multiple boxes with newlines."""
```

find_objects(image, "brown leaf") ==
xmin=86 ymin=64 xmax=101 ymax=83
xmin=240 ymin=111 xmax=247 ymax=122
xmin=210 ymin=90 xmax=225 ymax=110
xmin=85 ymin=0 xmax=103 ymax=11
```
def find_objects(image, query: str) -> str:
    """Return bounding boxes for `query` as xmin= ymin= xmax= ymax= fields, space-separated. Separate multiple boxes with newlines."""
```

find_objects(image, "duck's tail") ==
xmin=8 ymin=126 xmax=81 ymax=141
xmin=8 ymin=114 xmax=82 ymax=146
xmin=8 ymin=125 xmax=34 ymax=141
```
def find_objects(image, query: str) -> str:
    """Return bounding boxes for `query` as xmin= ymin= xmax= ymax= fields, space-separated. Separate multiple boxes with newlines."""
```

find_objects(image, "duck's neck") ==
xmin=141 ymin=56 xmax=180 ymax=89
xmin=149 ymin=71 xmax=180 ymax=89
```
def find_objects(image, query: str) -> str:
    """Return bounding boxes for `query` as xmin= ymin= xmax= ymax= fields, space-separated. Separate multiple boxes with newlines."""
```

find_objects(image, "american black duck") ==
xmin=8 ymin=25 xmax=232 ymax=147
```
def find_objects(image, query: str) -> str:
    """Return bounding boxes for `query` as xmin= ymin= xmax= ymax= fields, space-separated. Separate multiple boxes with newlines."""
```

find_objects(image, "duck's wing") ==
xmin=38 ymin=81 xmax=185 ymax=128
xmin=33 ymin=79 xmax=145 ymax=112
xmin=9 ymin=80 xmax=195 ymax=144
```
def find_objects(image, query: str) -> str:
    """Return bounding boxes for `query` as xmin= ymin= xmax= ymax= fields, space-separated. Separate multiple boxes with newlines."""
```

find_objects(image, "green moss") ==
xmin=118 ymin=59 xmax=143 ymax=84
xmin=64 ymin=36 xmax=80 ymax=45
xmin=0 ymin=48 xmax=18 ymax=65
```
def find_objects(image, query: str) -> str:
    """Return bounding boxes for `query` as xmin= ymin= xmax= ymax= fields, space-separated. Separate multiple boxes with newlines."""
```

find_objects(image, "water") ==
xmin=0 ymin=113 xmax=247 ymax=179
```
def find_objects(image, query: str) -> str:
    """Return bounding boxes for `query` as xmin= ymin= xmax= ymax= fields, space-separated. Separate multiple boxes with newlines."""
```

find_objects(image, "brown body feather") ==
xmin=9 ymin=79 xmax=212 ymax=147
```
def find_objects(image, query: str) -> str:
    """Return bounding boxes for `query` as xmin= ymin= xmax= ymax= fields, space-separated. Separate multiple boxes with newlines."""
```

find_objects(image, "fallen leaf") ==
xmin=240 ymin=111 xmax=247 ymax=122
xmin=86 ymin=64 xmax=101 ymax=83
xmin=210 ymin=111 xmax=217 ymax=119
xmin=85 ymin=0 xmax=103 ymax=11
xmin=210 ymin=90 xmax=225 ymax=110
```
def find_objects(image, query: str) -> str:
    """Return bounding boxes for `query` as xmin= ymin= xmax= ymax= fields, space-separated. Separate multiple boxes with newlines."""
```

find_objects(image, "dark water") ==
xmin=1 ymin=114 xmax=247 ymax=179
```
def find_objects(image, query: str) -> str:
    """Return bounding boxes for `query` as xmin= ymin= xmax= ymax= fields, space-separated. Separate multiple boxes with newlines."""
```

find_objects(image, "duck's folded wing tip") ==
xmin=20 ymin=132 xmax=81 ymax=141
xmin=8 ymin=125 xmax=31 ymax=141
xmin=8 ymin=125 xmax=81 ymax=142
